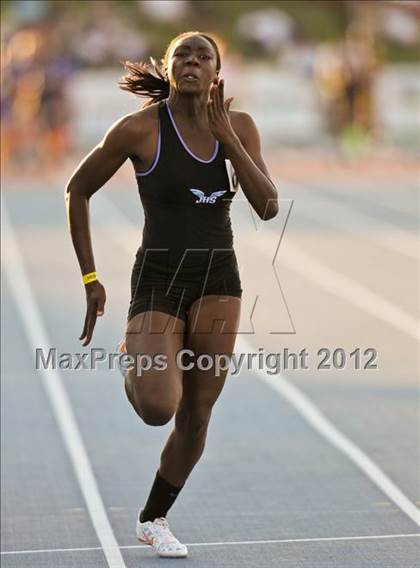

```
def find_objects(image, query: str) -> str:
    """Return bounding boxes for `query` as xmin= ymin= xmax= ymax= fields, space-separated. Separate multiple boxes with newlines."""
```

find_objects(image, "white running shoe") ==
xmin=136 ymin=510 xmax=188 ymax=558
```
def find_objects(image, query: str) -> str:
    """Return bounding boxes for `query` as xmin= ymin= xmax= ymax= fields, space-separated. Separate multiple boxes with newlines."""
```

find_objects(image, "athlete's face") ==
xmin=166 ymin=36 xmax=219 ymax=94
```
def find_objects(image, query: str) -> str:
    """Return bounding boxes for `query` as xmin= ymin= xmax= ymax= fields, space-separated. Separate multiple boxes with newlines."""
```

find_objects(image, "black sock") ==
xmin=140 ymin=470 xmax=184 ymax=523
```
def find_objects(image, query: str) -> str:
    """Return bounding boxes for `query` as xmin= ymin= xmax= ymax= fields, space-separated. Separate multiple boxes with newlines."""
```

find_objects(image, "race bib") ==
xmin=225 ymin=159 xmax=239 ymax=192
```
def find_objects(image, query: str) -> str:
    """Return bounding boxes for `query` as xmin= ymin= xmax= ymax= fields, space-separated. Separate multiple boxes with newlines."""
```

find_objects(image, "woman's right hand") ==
xmin=79 ymin=280 xmax=106 ymax=346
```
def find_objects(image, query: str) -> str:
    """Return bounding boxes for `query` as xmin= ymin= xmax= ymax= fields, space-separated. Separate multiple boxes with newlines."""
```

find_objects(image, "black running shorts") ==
xmin=127 ymin=248 xmax=242 ymax=323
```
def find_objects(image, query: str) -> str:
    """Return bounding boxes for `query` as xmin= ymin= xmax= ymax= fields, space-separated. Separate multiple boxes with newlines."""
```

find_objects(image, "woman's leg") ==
xmin=124 ymin=310 xmax=186 ymax=425
xmin=124 ymin=299 xmax=240 ymax=523
xmin=159 ymin=295 xmax=241 ymax=486
xmin=124 ymin=309 xmax=190 ymax=524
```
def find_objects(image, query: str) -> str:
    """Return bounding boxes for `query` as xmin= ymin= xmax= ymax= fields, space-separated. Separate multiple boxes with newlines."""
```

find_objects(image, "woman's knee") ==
xmin=126 ymin=395 xmax=176 ymax=426
xmin=140 ymin=399 xmax=177 ymax=426
xmin=127 ymin=385 xmax=177 ymax=426
xmin=125 ymin=367 xmax=180 ymax=425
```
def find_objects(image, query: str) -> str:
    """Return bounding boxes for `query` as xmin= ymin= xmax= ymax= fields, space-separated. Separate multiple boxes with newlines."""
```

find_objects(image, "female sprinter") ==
xmin=65 ymin=31 xmax=278 ymax=558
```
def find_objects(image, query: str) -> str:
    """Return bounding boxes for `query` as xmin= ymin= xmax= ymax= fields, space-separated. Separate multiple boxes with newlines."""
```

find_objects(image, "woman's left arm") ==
xmin=207 ymin=78 xmax=279 ymax=220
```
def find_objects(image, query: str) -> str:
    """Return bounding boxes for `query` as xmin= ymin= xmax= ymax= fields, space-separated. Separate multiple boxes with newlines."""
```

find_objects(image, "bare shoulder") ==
xmin=228 ymin=110 xmax=260 ymax=146
xmin=228 ymin=109 xmax=271 ymax=177
xmin=123 ymin=102 xmax=159 ymax=133
xmin=229 ymin=109 xmax=255 ymax=124
xmin=101 ymin=102 xmax=160 ymax=151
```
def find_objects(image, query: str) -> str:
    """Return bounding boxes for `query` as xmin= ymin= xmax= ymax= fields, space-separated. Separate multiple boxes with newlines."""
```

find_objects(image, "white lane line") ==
xmin=282 ymin=181 xmax=418 ymax=260
xmin=248 ymin=232 xmax=419 ymax=343
xmin=96 ymin=194 xmax=420 ymax=529
xmin=1 ymin=199 xmax=127 ymax=568
xmin=279 ymin=241 xmax=419 ymax=343
xmin=2 ymin=532 xmax=419 ymax=555
xmin=239 ymin=336 xmax=420 ymax=528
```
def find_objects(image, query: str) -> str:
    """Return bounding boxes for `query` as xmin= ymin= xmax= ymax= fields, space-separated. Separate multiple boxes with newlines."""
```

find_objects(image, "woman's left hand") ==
xmin=207 ymin=78 xmax=236 ymax=144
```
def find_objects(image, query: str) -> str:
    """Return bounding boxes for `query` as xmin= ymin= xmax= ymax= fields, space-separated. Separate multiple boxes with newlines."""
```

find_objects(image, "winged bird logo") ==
xmin=190 ymin=189 xmax=227 ymax=204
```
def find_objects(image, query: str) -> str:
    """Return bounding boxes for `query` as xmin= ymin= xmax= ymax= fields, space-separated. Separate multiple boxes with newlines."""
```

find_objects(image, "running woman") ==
xmin=65 ymin=31 xmax=278 ymax=558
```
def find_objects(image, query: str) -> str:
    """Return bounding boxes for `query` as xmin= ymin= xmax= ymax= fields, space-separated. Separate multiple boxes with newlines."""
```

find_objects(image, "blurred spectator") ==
xmin=73 ymin=13 xmax=148 ymax=66
xmin=381 ymin=6 xmax=419 ymax=45
xmin=2 ymin=25 xmax=76 ymax=173
xmin=313 ymin=19 xmax=377 ymax=154
xmin=236 ymin=8 xmax=294 ymax=57
xmin=281 ymin=36 xmax=316 ymax=77
xmin=342 ymin=24 xmax=377 ymax=133
xmin=1 ymin=0 xmax=419 ymax=174
xmin=139 ymin=0 xmax=188 ymax=22
xmin=313 ymin=42 xmax=348 ymax=136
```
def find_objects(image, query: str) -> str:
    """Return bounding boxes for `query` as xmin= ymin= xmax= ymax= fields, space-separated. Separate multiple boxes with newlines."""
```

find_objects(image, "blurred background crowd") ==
xmin=1 ymin=0 xmax=419 ymax=175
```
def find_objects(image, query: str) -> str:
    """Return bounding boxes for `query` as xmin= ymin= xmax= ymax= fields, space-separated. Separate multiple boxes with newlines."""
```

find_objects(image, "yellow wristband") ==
xmin=82 ymin=271 xmax=97 ymax=285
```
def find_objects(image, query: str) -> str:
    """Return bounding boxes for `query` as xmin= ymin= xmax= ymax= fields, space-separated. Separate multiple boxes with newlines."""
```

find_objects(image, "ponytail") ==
xmin=118 ymin=57 xmax=169 ymax=108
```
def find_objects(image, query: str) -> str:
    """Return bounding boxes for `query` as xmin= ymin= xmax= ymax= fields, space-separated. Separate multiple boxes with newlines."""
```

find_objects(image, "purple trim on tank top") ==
xmin=165 ymin=99 xmax=219 ymax=164
xmin=135 ymin=121 xmax=161 ymax=177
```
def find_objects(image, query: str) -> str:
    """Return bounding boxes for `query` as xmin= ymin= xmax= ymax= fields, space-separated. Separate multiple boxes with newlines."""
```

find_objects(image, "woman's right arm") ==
xmin=65 ymin=115 xmax=138 ymax=346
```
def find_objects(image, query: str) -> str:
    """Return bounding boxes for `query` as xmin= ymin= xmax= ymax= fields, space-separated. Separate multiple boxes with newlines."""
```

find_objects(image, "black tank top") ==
xmin=133 ymin=99 xmax=239 ymax=270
